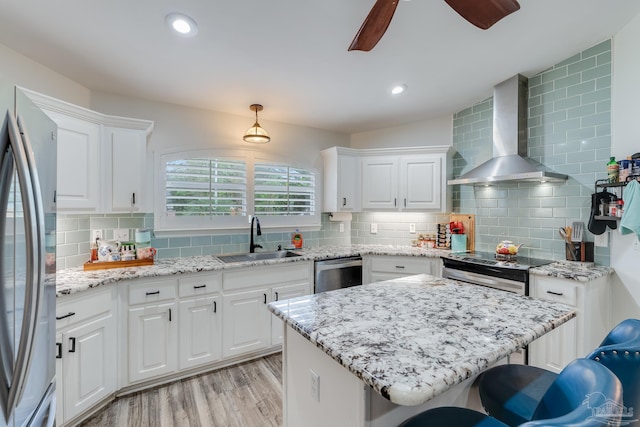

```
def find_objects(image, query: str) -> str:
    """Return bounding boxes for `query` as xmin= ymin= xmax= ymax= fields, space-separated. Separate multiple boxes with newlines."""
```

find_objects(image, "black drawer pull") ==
xmin=69 ymin=337 xmax=76 ymax=353
xmin=56 ymin=343 xmax=62 ymax=359
xmin=342 ymin=197 xmax=347 ymax=207
xmin=263 ymin=293 xmax=267 ymax=304
xmin=169 ymin=308 xmax=172 ymax=322
xmin=275 ymin=292 xmax=279 ymax=301
xmin=395 ymin=265 xmax=405 ymax=269
xmin=146 ymin=290 xmax=160 ymax=296
xmin=132 ymin=192 xmax=136 ymax=205
xmin=213 ymin=301 xmax=217 ymax=313
xmin=193 ymin=284 xmax=206 ymax=289
xmin=547 ymin=291 xmax=564 ymax=296
xmin=56 ymin=312 xmax=76 ymax=320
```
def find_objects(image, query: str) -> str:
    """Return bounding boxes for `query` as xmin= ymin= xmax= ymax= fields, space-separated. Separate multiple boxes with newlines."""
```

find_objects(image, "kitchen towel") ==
xmin=621 ymin=179 xmax=640 ymax=238
xmin=588 ymin=191 xmax=618 ymax=235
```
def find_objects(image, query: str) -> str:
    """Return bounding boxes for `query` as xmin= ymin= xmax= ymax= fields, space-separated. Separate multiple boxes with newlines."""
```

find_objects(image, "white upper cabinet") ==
xmin=21 ymin=88 xmax=153 ymax=213
xmin=400 ymin=156 xmax=442 ymax=210
xmin=361 ymin=157 xmax=399 ymax=210
xmin=321 ymin=147 xmax=361 ymax=212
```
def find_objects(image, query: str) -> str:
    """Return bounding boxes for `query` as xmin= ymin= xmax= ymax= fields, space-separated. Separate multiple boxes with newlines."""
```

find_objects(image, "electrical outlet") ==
xmin=310 ymin=370 xmax=320 ymax=402
xmin=339 ymin=223 xmax=344 ymax=233
xmin=114 ymin=228 xmax=130 ymax=241
xmin=92 ymin=229 xmax=103 ymax=241
xmin=409 ymin=223 xmax=416 ymax=234
xmin=594 ymin=232 xmax=608 ymax=248
xmin=370 ymin=223 xmax=378 ymax=234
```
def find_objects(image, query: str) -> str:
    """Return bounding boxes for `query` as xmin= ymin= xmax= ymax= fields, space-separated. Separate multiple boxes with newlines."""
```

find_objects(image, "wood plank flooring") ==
xmin=80 ymin=353 xmax=283 ymax=427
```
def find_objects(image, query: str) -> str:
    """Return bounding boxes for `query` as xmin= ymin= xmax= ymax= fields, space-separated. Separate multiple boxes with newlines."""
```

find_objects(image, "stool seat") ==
xmin=399 ymin=407 xmax=508 ymax=427
xmin=478 ymin=364 xmax=557 ymax=426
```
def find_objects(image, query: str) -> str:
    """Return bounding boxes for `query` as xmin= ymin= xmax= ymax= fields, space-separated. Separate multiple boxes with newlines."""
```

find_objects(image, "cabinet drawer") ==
xmin=179 ymin=273 xmax=222 ymax=298
xmin=370 ymin=256 xmax=431 ymax=274
xmin=56 ymin=286 xmax=113 ymax=329
xmin=223 ymin=262 xmax=311 ymax=291
xmin=533 ymin=278 xmax=577 ymax=307
xmin=129 ymin=279 xmax=177 ymax=305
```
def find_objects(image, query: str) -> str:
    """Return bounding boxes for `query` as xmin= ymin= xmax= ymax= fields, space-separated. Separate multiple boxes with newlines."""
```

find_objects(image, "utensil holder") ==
xmin=565 ymin=242 xmax=594 ymax=262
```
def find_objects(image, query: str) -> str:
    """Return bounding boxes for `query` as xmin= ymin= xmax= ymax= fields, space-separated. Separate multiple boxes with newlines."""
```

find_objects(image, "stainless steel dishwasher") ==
xmin=314 ymin=256 xmax=363 ymax=293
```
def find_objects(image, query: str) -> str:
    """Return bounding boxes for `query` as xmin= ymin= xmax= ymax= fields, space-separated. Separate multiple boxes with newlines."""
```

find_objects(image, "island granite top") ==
xmin=268 ymin=273 xmax=576 ymax=407
xmin=55 ymin=244 xmax=612 ymax=297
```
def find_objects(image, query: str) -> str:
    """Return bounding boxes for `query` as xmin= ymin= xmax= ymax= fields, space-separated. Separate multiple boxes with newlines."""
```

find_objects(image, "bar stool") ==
xmin=399 ymin=358 xmax=623 ymax=427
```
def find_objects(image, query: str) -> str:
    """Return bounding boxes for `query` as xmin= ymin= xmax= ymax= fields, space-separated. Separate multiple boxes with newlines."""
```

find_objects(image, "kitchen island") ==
xmin=268 ymin=274 xmax=576 ymax=427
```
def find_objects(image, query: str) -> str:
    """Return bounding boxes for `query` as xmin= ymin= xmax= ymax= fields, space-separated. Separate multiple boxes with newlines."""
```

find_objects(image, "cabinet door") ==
xmin=271 ymin=283 xmax=311 ymax=345
xmin=62 ymin=313 xmax=116 ymax=422
xmin=47 ymin=111 xmax=101 ymax=211
xmin=178 ymin=295 xmax=221 ymax=370
xmin=222 ymin=288 xmax=271 ymax=358
xmin=362 ymin=158 xmax=398 ymax=209
xmin=529 ymin=321 xmax=577 ymax=374
xmin=128 ymin=302 xmax=177 ymax=383
xmin=400 ymin=156 xmax=441 ymax=210
xmin=108 ymin=127 xmax=147 ymax=212
xmin=337 ymin=155 xmax=360 ymax=211
xmin=55 ymin=332 xmax=63 ymax=425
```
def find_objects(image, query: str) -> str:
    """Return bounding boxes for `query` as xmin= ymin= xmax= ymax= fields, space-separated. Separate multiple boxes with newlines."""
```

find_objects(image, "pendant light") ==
xmin=243 ymin=104 xmax=270 ymax=144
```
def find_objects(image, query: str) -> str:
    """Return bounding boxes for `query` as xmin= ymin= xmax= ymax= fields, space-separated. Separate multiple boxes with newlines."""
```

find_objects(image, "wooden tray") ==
xmin=83 ymin=258 xmax=154 ymax=271
xmin=449 ymin=213 xmax=475 ymax=252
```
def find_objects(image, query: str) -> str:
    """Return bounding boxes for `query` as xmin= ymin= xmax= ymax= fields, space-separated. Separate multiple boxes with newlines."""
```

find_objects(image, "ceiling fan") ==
xmin=348 ymin=0 xmax=521 ymax=52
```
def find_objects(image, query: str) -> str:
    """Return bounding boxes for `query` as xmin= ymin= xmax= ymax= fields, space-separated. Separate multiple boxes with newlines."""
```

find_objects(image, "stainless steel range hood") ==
xmin=448 ymin=74 xmax=568 ymax=185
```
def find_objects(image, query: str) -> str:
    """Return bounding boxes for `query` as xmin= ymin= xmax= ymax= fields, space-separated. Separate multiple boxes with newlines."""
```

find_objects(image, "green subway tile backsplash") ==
xmin=451 ymin=39 xmax=612 ymax=265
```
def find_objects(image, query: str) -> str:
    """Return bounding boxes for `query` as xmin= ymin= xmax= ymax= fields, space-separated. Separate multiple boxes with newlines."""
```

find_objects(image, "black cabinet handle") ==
xmin=547 ymin=290 xmax=564 ymax=296
xmin=395 ymin=265 xmax=405 ymax=269
xmin=69 ymin=337 xmax=76 ymax=353
xmin=56 ymin=343 xmax=62 ymax=359
xmin=53 ymin=190 xmax=56 ymax=203
xmin=146 ymin=290 xmax=160 ymax=296
xmin=213 ymin=301 xmax=217 ymax=313
xmin=169 ymin=308 xmax=172 ymax=322
xmin=275 ymin=292 xmax=279 ymax=301
xmin=56 ymin=312 xmax=75 ymax=320
xmin=404 ymin=198 xmax=407 ymax=207
xmin=132 ymin=192 xmax=136 ymax=205
xmin=394 ymin=198 xmax=397 ymax=207
xmin=193 ymin=284 xmax=206 ymax=289
xmin=342 ymin=197 xmax=347 ymax=207
xmin=263 ymin=293 xmax=267 ymax=304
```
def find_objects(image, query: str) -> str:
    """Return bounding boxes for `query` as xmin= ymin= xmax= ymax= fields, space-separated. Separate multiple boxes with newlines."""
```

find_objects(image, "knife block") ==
xmin=565 ymin=242 xmax=594 ymax=262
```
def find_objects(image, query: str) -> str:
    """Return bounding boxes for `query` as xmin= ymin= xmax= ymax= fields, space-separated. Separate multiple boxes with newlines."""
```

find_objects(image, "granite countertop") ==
xmin=268 ymin=273 xmax=576 ymax=407
xmin=55 ymin=244 xmax=613 ymax=297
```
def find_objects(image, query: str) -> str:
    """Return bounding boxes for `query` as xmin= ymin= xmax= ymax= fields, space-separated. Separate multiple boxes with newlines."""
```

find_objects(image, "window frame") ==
xmin=154 ymin=149 xmax=320 ymax=234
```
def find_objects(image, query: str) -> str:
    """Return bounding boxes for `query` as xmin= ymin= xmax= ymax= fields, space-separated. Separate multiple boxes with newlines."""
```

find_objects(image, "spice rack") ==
xmin=594 ymin=175 xmax=640 ymax=220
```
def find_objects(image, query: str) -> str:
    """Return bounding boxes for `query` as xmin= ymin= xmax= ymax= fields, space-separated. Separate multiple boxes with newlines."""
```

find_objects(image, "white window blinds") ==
xmin=254 ymin=163 xmax=315 ymax=216
xmin=165 ymin=158 xmax=246 ymax=217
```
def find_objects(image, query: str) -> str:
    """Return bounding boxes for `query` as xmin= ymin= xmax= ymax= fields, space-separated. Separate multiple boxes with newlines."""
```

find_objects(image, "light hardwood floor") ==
xmin=80 ymin=353 xmax=283 ymax=427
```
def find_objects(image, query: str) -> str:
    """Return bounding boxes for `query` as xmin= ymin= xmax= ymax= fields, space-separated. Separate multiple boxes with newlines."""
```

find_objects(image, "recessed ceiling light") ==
xmin=166 ymin=13 xmax=198 ymax=37
xmin=391 ymin=84 xmax=407 ymax=95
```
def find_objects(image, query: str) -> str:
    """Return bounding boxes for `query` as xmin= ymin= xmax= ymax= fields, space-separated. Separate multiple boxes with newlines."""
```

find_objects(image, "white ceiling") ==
xmin=0 ymin=1 xmax=639 ymax=134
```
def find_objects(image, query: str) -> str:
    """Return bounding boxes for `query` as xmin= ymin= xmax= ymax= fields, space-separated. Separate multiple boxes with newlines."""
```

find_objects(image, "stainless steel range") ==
xmin=442 ymin=251 xmax=553 ymax=296
xmin=441 ymin=251 xmax=554 ymax=365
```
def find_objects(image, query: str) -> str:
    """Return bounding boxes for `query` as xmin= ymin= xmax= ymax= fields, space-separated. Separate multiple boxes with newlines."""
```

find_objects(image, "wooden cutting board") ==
xmin=450 ymin=213 xmax=475 ymax=252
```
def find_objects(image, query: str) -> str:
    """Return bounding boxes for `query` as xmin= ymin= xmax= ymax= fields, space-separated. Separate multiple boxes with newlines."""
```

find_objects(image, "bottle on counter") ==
xmin=619 ymin=157 xmax=632 ymax=182
xmin=291 ymin=229 xmax=303 ymax=249
xmin=617 ymin=199 xmax=624 ymax=218
xmin=607 ymin=156 xmax=619 ymax=183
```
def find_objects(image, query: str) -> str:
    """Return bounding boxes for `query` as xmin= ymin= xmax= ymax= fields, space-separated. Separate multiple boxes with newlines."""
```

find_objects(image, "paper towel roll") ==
xmin=328 ymin=212 xmax=352 ymax=222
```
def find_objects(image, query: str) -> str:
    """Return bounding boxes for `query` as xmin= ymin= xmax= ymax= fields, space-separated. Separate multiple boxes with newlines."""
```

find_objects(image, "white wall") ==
xmin=0 ymin=43 xmax=90 ymax=107
xmin=611 ymin=15 xmax=640 ymax=320
xmin=350 ymin=115 xmax=453 ymax=149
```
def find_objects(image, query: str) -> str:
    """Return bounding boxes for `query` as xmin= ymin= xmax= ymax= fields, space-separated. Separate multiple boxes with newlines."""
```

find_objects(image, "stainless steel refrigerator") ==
xmin=0 ymin=83 xmax=56 ymax=426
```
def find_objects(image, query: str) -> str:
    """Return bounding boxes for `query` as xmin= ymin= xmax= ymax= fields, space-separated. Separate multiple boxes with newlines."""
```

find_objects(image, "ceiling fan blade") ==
xmin=348 ymin=0 xmax=399 ymax=52
xmin=445 ymin=0 xmax=520 ymax=30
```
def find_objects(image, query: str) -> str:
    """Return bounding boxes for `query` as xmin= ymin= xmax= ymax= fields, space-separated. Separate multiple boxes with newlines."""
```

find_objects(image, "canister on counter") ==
xmin=135 ymin=228 xmax=151 ymax=248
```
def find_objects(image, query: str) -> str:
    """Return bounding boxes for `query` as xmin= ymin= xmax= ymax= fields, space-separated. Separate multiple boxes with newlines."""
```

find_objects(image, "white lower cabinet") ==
xmin=528 ymin=274 xmax=610 ymax=373
xmin=56 ymin=286 xmax=116 ymax=426
xmin=222 ymin=262 xmax=314 ymax=358
xmin=364 ymin=255 xmax=442 ymax=284
xmin=127 ymin=279 xmax=178 ymax=383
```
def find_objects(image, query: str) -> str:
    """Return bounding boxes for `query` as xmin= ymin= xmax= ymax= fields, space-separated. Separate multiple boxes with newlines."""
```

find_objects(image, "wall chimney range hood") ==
xmin=448 ymin=74 xmax=568 ymax=185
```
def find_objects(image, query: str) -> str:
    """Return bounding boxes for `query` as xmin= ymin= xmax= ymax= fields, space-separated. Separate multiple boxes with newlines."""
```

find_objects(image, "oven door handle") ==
xmin=442 ymin=267 xmax=525 ymax=295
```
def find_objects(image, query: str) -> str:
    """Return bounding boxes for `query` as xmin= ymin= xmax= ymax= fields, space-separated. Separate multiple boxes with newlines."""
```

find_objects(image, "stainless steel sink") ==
xmin=216 ymin=250 xmax=301 ymax=263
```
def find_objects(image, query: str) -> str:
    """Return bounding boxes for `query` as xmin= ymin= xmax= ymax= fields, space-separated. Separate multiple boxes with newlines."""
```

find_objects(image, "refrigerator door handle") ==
xmin=3 ymin=112 xmax=44 ymax=416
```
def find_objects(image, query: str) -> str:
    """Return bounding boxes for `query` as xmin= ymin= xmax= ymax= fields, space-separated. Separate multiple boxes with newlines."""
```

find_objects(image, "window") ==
xmin=254 ymin=163 xmax=315 ymax=216
xmin=156 ymin=151 xmax=319 ymax=233
xmin=165 ymin=158 xmax=246 ymax=217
